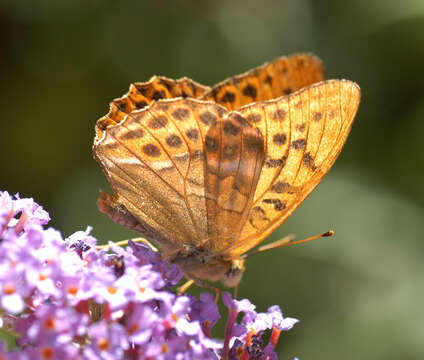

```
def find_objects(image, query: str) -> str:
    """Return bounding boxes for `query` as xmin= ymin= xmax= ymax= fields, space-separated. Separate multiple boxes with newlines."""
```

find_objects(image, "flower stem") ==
xmin=222 ymin=308 xmax=238 ymax=359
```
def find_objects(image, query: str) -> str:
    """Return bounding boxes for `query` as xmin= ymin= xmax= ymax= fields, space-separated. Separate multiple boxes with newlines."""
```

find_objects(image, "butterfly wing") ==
xmin=94 ymin=97 xmax=229 ymax=253
xmin=96 ymin=76 xmax=210 ymax=139
xmin=202 ymin=112 xmax=265 ymax=252
xmin=201 ymin=53 xmax=323 ymax=110
xmin=219 ymin=79 xmax=361 ymax=258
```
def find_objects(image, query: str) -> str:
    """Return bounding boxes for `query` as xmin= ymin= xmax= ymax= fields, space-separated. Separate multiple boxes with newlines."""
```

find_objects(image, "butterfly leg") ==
xmin=233 ymin=285 xmax=239 ymax=300
xmin=200 ymin=282 xmax=220 ymax=303
xmin=97 ymin=237 xmax=158 ymax=251
xmin=177 ymin=279 xmax=195 ymax=295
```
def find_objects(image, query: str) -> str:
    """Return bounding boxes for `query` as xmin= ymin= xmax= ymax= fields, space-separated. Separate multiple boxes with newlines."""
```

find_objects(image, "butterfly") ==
xmin=93 ymin=53 xmax=360 ymax=288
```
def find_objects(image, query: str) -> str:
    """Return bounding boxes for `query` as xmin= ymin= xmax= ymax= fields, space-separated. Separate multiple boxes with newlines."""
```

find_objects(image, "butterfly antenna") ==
xmin=243 ymin=230 xmax=334 ymax=258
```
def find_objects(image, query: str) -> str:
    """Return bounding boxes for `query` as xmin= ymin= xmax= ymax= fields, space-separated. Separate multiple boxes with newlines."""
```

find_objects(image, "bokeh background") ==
xmin=2 ymin=0 xmax=424 ymax=358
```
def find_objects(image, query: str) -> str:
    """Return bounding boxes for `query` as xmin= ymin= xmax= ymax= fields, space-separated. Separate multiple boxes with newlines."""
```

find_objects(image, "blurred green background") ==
xmin=2 ymin=0 xmax=424 ymax=358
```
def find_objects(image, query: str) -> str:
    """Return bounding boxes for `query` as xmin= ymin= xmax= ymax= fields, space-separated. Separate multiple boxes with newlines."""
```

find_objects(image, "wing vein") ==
xmin=114 ymin=125 xmax=183 ymax=199
xmin=291 ymin=90 xmax=310 ymax=189
xmin=148 ymin=106 xmax=201 ymax=239
xmin=100 ymin=150 xmax=184 ymax=231
xmin=251 ymin=97 xmax=292 ymax=206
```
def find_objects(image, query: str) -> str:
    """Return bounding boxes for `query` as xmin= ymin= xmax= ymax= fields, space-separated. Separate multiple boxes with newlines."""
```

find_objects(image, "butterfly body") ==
xmin=94 ymin=53 xmax=360 ymax=287
xmin=98 ymin=187 xmax=246 ymax=287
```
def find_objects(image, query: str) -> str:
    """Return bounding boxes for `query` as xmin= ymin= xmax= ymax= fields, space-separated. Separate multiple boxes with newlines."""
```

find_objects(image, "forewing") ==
xmin=221 ymin=80 xmax=361 ymax=258
xmin=201 ymin=53 xmax=323 ymax=110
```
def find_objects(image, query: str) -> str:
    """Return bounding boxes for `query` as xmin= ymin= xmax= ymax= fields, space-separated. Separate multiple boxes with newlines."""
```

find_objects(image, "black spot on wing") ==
xmin=172 ymin=108 xmax=190 ymax=121
xmin=246 ymin=113 xmax=261 ymax=123
xmin=271 ymin=109 xmax=286 ymax=121
xmin=262 ymin=198 xmax=286 ymax=211
xmin=143 ymin=143 xmax=161 ymax=157
xmin=205 ymin=136 xmax=219 ymax=153
xmin=186 ymin=128 xmax=199 ymax=141
xmin=223 ymin=121 xmax=240 ymax=136
xmin=166 ymin=134 xmax=183 ymax=148
xmin=264 ymin=75 xmax=273 ymax=85
xmin=271 ymin=181 xmax=290 ymax=193
xmin=273 ymin=133 xmax=287 ymax=146
xmin=242 ymin=84 xmax=257 ymax=99
xmin=291 ymin=139 xmax=306 ymax=150
xmin=220 ymin=91 xmax=236 ymax=103
xmin=148 ymin=115 xmax=168 ymax=129
xmin=199 ymin=111 xmax=217 ymax=126
xmin=152 ymin=90 xmax=165 ymax=101
xmin=264 ymin=155 xmax=287 ymax=168
xmin=121 ymin=128 xmax=144 ymax=140
xmin=135 ymin=101 xmax=148 ymax=109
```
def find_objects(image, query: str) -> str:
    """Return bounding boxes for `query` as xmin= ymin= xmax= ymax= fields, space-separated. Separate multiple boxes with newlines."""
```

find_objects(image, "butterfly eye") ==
xmin=226 ymin=259 xmax=245 ymax=277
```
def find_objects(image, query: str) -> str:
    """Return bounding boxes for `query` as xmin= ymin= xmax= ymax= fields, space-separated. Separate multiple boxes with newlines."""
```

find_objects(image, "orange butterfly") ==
xmin=93 ymin=53 xmax=360 ymax=288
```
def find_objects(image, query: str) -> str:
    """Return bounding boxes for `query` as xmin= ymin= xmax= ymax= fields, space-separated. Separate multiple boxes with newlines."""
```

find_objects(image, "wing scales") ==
xmin=94 ymin=98 xmax=223 ymax=250
xmin=221 ymin=80 xmax=360 ymax=258
xmin=203 ymin=112 xmax=265 ymax=252
xmin=95 ymin=76 xmax=210 ymax=139
xmin=201 ymin=53 xmax=323 ymax=110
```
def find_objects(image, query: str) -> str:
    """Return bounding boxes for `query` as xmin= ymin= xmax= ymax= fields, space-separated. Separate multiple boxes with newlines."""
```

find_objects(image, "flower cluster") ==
xmin=0 ymin=191 xmax=299 ymax=359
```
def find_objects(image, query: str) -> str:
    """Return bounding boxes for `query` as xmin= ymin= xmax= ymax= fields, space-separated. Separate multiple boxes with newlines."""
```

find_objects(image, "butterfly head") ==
xmin=223 ymin=258 xmax=245 ymax=288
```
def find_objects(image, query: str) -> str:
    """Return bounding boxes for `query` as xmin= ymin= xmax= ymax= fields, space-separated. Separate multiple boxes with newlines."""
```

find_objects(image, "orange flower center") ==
xmin=67 ymin=286 xmax=79 ymax=295
xmin=172 ymin=313 xmax=178 ymax=322
xmin=107 ymin=286 xmax=117 ymax=294
xmin=39 ymin=273 xmax=47 ymax=281
xmin=129 ymin=323 xmax=139 ymax=334
xmin=44 ymin=317 xmax=56 ymax=331
xmin=41 ymin=346 xmax=53 ymax=359
xmin=3 ymin=283 xmax=15 ymax=295
xmin=97 ymin=338 xmax=110 ymax=351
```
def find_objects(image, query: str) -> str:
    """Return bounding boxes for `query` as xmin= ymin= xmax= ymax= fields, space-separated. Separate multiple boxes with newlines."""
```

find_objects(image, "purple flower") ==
xmin=0 ymin=192 xmax=50 ymax=239
xmin=84 ymin=322 xmax=129 ymax=359
xmin=11 ymin=193 xmax=50 ymax=229
xmin=15 ymin=304 xmax=88 ymax=346
xmin=222 ymin=292 xmax=299 ymax=359
xmin=0 ymin=191 xmax=299 ymax=359
xmin=267 ymin=305 xmax=299 ymax=331
xmin=189 ymin=292 xmax=221 ymax=337
xmin=0 ymin=191 xmax=14 ymax=237
xmin=124 ymin=303 xmax=156 ymax=344
xmin=67 ymin=226 xmax=97 ymax=259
